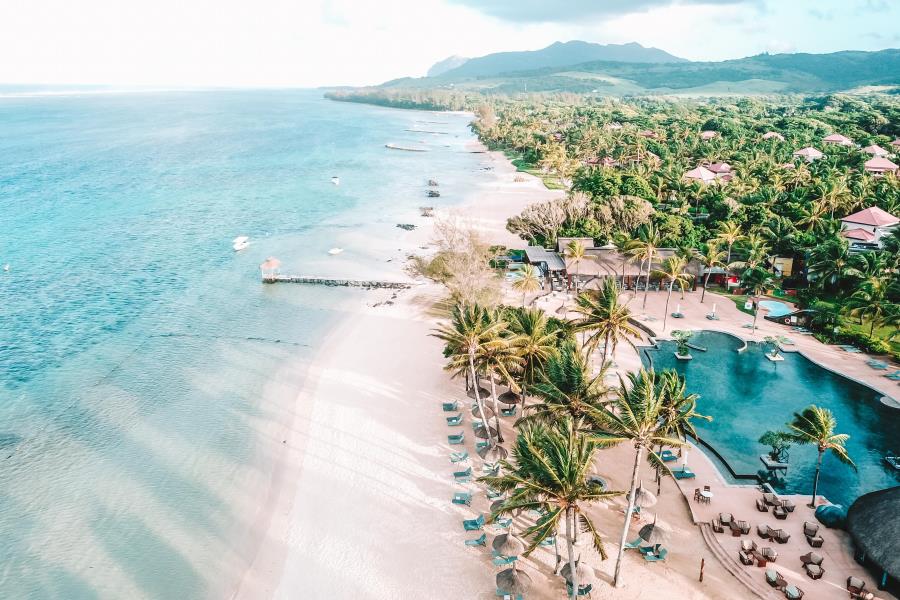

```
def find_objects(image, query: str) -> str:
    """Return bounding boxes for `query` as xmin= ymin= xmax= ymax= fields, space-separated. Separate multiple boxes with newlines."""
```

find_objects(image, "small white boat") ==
xmin=232 ymin=236 xmax=250 ymax=251
xmin=328 ymin=247 xmax=344 ymax=255
xmin=331 ymin=176 xmax=340 ymax=185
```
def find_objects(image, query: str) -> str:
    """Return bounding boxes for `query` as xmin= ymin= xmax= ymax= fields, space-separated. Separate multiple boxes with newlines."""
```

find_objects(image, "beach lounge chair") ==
xmin=673 ymin=466 xmax=695 ymax=479
xmin=773 ymin=506 xmax=787 ymax=520
xmin=643 ymin=548 xmax=668 ymax=562
xmin=475 ymin=440 xmax=490 ymax=451
xmin=482 ymin=462 xmax=500 ymax=475
xmin=495 ymin=517 xmax=512 ymax=530
xmin=763 ymin=493 xmax=780 ymax=506
xmin=442 ymin=401 xmax=459 ymax=412
xmin=566 ymin=582 xmax=593 ymax=598
xmin=757 ymin=524 xmax=771 ymax=539
xmin=493 ymin=555 xmax=517 ymax=566
xmin=450 ymin=451 xmax=469 ymax=463
xmin=867 ymin=360 xmax=889 ymax=370
xmin=807 ymin=533 xmax=823 ymax=548
xmin=500 ymin=406 xmax=516 ymax=417
xmin=540 ymin=536 xmax=556 ymax=547
xmin=464 ymin=533 xmax=486 ymax=547
xmin=800 ymin=552 xmax=823 ymax=566
xmin=624 ymin=537 xmax=645 ymax=550
xmin=446 ymin=413 xmax=463 ymax=426
xmin=781 ymin=499 xmax=795 ymax=512
xmin=847 ymin=576 xmax=867 ymax=596
xmin=773 ymin=529 xmax=790 ymax=544
xmin=804 ymin=563 xmax=824 ymax=580
xmin=739 ymin=550 xmax=754 ymax=565
xmin=453 ymin=467 xmax=473 ymax=482
xmin=840 ymin=345 xmax=862 ymax=353
xmin=448 ymin=432 xmax=465 ymax=445
xmin=766 ymin=569 xmax=787 ymax=590
xmin=784 ymin=584 xmax=804 ymax=599
xmin=463 ymin=514 xmax=485 ymax=531
xmin=639 ymin=544 xmax=660 ymax=555
xmin=486 ymin=488 xmax=503 ymax=500
xmin=660 ymin=449 xmax=677 ymax=462
xmin=887 ymin=371 xmax=900 ymax=381
xmin=452 ymin=491 xmax=472 ymax=505
xmin=761 ymin=547 xmax=777 ymax=562
xmin=495 ymin=591 xmax=523 ymax=600
xmin=756 ymin=498 xmax=769 ymax=512
xmin=802 ymin=522 xmax=818 ymax=537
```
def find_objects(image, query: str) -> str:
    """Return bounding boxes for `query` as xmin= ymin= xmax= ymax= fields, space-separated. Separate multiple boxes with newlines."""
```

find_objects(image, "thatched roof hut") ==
xmin=846 ymin=486 xmax=900 ymax=589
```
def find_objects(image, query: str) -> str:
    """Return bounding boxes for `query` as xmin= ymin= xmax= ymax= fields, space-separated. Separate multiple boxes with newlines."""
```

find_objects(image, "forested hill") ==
xmin=380 ymin=48 xmax=900 ymax=96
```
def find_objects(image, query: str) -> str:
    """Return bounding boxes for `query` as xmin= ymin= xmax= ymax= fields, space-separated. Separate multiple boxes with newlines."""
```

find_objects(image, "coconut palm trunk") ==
xmin=614 ymin=445 xmax=644 ymax=587
xmin=566 ymin=506 xmax=578 ymax=600
xmin=642 ymin=250 xmax=653 ymax=309
xmin=810 ymin=447 xmax=824 ymax=507
xmin=488 ymin=375 xmax=504 ymax=443
xmin=701 ymin=271 xmax=711 ymax=303
xmin=662 ymin=280 xmax=674 ymax=330
xmin=468 ymin=351 xmax=493 ymax=443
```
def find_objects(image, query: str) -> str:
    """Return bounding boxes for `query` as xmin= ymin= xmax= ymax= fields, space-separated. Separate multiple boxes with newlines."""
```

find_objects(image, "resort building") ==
xmin=846 ymin=486 xmax=899 ymax=592
xmin=762 ymin=131 xmax=785 ymax=141
xmin=863 ymin=156 xmax=899 ymax=176
xmin=840 ymin=206 xmax=899 ymax=248
xmin=892 ymin=138 xmax=900 ymax=149
xmin=639 ymin=129 xmax=660 ymax=139
xmin=823 ymin=133 xmax=854 ymax=146
xmin=700 ymin=130 xmax=719 ymax=141
xmin=583 ymin=156 xmax=619 ymax=168
xmin=522 ymin=245 xmax=567 ymax=289
xmin=794 ymin=147 xmax=824 ymax=162
xmin=684 ymin=165 xmax=718 ymax=184
xmin=705 ymin=162 xmax=734 ymax=182
xmin=862 ymin=144 xmax=890 ymax=157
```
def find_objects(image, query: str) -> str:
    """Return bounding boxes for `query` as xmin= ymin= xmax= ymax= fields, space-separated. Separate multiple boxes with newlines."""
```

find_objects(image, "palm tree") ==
xmin=784 ymin=405 xmax=854 ymax=507
xmin=629 ymin=223 xmax=661 ymax=309
xmin=571 ymin=278 xmax=641 ymax=363
xmin=612 ymin=232 xmax=637 ymax=285
xmin=477 ymin=318 xmax=523 ymax=442
xmin=481 ymin=421 xmax=622 ymax=600
xmin=653 ymin=371 xmax=709 ymax=492
xmin=807 ymin=238 xmax=855 ymax=291
xmin=652 ymin=256 xmax=693 ymax=331
xmin=506 ymin=308 xmax=559 ymax=401
xmin=565 ymin=239 xmax=591 ymax=294
xmin=698 ymin=243 xmax=726 ymax=303
xmin=714 ymin=221 xmax=744 ymax=267
xmin=592 ymin=368 xmax=701 ymax=587
xmin=519 ymin=341 xmax=609 ymax=428
xmin=512 ymin=264 xmax=542 ymax=307
xmin=740 ymin=266 xmax=774 ymax=334
xmin=845 ymin=281 xmax=890 ymax=336
xmin=432 ymin=303 xmax=506 ymax=444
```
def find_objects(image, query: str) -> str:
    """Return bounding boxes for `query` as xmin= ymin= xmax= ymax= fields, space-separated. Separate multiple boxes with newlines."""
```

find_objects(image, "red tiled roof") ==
xmin=891 ymin=139 xmax=900 ymax=147
xmin=762 ymin=131 xmax=784 ymax=140
xmin=841 ymin=206 xmax=899 ymax=227
xmin=823 ymin=133 xmax=852 ymax=145
xmin=700 ymin=130 xmax=719 ymax=140
xmin=841 ymin=228 xmax=876 ymax=242
xmin=864 ymin=157 xmax=899 ymax=172
xmin=707 ymin=162 xmax=732 ymax=173
xmin=684 ymin=166 xmax=717 ymax=183
xmin=862 ymin=144 xmax=889 ymax=156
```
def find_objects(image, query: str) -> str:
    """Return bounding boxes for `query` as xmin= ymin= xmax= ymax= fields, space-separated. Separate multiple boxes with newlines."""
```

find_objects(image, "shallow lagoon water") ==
xmin=0 ymin=90 xmax=486 ymax=598
xmin=643 ymin=331 xmax=900 ymax=507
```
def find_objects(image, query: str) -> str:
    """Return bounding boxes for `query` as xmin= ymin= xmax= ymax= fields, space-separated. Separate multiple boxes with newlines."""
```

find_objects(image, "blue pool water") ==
xmin=0 ymin=89 xmax=486 ymax=598
xmin=758 ymin=300 xmax=793 ymax=318
xmin=643 ymin=331 xmax=900 ymax=507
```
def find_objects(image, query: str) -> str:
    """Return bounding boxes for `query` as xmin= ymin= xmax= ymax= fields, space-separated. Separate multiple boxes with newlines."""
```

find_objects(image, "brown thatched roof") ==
xmin=846 ymin=486 xmax=900 ymax=580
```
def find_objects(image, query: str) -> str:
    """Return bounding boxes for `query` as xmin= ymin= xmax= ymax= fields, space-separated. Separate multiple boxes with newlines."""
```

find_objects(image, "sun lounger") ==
xmin=706 ymin=313 xmax=720 ymax=320
xmin=452 ymin=491 xmax=472 ymax=505
xmin=624 ymin=537 xmax=645 ymax=550
xmin=784 ymin=584 xmax=804 ymax=599
xmin=800 ymin=551 xmax=823 ymax=566
xmin=493 ymin=555 xmax=517 ymax=566
xmin=804 ymin=563 xmax=824 ymax=580
xmin=463 ymin=514 xmax=485 ymax=531
xmin=867 ymin=360 xmax=888 ymax=370
xmin=756 ymin=498 xmax=768 ymax=512
xmin=643 ymin=548 xmax=668 ymax=562
xmin=773 ymin=529 xmax=790 ymax=544
xmin=486 ymin=488 xmax=503 ymax=500
xmin=763 ymin=493 xmax=780 ymax=506
xmin=781 ymin=499 xmax=795 ymax=512
xmin=565 ymin=582 xmax=593 ymax=597
xmin=482 ymin=462 xmax=500 ymax=475
xmin=496 ymin=591 xmax=524 ymax=600
xmin=442 ymin=401 xmax=460 ymax=411
xmin=450 ymin=451 xmax=469 ymax=463
xmin=773 ymin=506 xmax=787 ymax=520
xmin=660 ymin=449 xmax=677 ymax=462
xmin=802 ymin=522 xmax=818 ymax=537
xmin=766 ymin=568 xmax=787 ymax=590
xmin=495 ymin=517 xmax=512 ymax=530
xmin=673 ymin=466 xmax=695 ymax=479
xmin=500 ymin=406 xmax=517 ymax=417
xmin=464 ymin=532 xmax=486 ymax=546
xmin=446 ymin=413 xmax=463 ymax=426
xmin=540 ymin=536 xmax=555 ymax=547
xmin=448 ymin=432 xmax=465 ymax=444
xmin=806 ymin=534 xmax=823 ymax=548
xmin=475 ymin=440 xmax=490 ymax=451
xmin=840 ymin=345 xmax=862 ymax=353
xmin=454 ymin=467 xmax=473 ymax=482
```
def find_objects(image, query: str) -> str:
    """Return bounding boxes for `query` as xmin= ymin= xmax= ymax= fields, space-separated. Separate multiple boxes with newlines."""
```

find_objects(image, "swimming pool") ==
xmin=758 ymin=300 xmax=793 ymax=318
xmin=642 ymin=331 xmax=900 ymax=507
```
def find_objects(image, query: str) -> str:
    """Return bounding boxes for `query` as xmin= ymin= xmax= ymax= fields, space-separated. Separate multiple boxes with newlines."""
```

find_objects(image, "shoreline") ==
xmin=230 ymin=140 xmax=561 ymax=598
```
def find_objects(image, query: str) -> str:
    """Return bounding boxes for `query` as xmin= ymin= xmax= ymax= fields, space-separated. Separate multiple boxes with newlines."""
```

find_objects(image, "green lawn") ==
xmin=504 ymin=151 xmax=567 ymax=190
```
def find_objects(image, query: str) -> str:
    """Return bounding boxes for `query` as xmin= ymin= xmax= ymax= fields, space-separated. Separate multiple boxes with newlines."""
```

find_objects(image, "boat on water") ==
xmin=331 ymin=176 xmax=340 ymax=185
xmin=328 ymin=247 xmax=344 ymax=255
xmin=885 ymin=454 xmax=900 ymax=471
xmin=232 ymin=236 xmax=250 ymax=251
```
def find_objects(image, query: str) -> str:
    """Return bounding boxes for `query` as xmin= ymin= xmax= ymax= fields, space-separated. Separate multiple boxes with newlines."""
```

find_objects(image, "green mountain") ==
xmin=388 ymin=46 xmax=900 ymax=96
xmin=427 ymin=55 xmax=470 ymax=77
xmin=435 ymin=41 xmax=686 ymax=79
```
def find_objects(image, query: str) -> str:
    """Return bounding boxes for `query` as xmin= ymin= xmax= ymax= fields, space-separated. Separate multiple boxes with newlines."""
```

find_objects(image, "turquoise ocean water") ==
xmin=0 ymin=90 xmax=483 ymax=598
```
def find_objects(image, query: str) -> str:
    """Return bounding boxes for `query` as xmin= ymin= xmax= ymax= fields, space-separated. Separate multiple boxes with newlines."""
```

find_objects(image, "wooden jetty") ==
xmin=263 ymin=275 xmax=411 ymax=289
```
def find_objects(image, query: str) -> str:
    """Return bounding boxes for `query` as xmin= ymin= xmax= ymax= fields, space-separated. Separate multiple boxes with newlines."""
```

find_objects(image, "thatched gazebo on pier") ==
xmin=846 ymin=486 xmax=900 ymax=591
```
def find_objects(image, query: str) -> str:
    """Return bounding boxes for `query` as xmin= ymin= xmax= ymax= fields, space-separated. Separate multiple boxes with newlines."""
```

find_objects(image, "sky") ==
xmin=0 ymin=0 xmax=898 ymax=87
